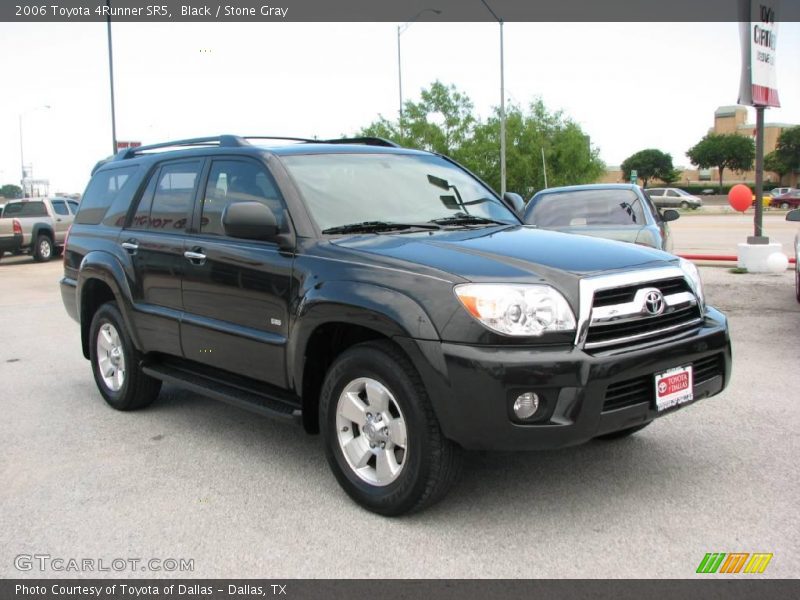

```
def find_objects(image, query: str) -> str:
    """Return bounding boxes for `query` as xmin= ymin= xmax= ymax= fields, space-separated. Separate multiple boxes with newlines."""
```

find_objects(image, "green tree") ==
xmin=619 ymin=149 xmax=677 ymax=187
xmin=765 ymin=150 xmax=792 ymax=184
xmin=686 ymin=133 xmax=755 ymax=190
xmin=358 ymin=85 xmax=604 ymax=197
xmin=773 ymin=125 xmax=800 ymax=179
xmin=0 ymin=184 xmax=22 ymax=199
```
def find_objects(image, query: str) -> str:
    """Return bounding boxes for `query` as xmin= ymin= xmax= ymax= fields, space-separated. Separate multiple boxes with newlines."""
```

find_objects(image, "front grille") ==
xmin=586 ymin=305 xmax=702 ymax=347
xmin=585 ymin=277 xmax=701 ymax=351
xmin=592 ymin=277 xmax=691 ymax=307
xmin=602 ymin=353 xmax=725 ymax=412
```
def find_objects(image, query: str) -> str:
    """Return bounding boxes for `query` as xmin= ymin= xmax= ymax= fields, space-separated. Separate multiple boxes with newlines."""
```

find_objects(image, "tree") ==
xmin=358 ymin=84 xmax=604 ymax=197
xmin=619 ymin=149 xmax=677 ymax=187
xmin=765 ymin=151 xmax=792 ymax=184
xmin=0 ymin=184 xmax=22 ymax=199
xmin=773 ymin=125 xmax=800 ymax=182
xmin=686 ymin=133 xmax=755 ymax=190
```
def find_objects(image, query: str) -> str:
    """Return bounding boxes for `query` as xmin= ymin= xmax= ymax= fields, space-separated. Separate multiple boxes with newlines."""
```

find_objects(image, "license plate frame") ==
xmin=655 ymin=365 xmax=694 ymax=412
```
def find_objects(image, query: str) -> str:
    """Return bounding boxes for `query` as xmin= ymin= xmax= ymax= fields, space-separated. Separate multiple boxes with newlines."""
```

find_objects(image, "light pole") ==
xmin=397 ymin=8 xmax=441 ymax=137
xmin=479 ymin=0 xmax=506 ymax=196
xmin=19 ymin=104 xmax=50 ymax=197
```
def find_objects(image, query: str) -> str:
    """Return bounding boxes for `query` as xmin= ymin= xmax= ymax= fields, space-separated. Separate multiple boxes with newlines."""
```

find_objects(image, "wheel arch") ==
xmin=289 ymin=282 xmax=440 ymax=434
xmin=77 ymin=251 xmax=141 ymax=359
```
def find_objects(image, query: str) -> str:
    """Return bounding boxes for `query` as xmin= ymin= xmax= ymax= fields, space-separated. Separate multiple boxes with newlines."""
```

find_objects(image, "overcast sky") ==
xmin=1 ymin=21 xmax=798 ymax=193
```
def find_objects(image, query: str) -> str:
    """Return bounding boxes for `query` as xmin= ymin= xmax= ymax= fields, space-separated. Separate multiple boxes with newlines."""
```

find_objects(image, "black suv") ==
xmin=61 ymin=136 xmax=731 ymax=515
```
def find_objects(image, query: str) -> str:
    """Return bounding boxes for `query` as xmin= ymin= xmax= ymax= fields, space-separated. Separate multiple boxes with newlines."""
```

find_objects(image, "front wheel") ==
xmin=89 ymin=302 xmax=161 ymax=410
xmin=780 ymin=202 xmax=790 ymax=210
xmin=320 ymin=340 xmax=461 ymax=516
xmin=680 ymin=200 xmax=690 ymax=209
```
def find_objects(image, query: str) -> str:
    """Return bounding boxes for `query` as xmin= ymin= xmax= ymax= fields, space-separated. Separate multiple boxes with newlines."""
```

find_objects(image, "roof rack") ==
xmin=115 ymin=135 xmax=249 ymax=160
xmin=111 ymin=134 xmax=403 ymax=162
xmin=322 ymin=137 xmax=401 ymax=148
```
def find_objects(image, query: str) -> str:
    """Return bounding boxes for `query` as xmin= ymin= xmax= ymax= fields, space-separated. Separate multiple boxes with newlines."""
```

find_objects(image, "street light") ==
xmin=397 ymin=8 xmax=441 ymax=137
xmin=19 ymin=104 xmax=50 ymax=197
xmin=479 ymin=0 xmax=506 ymax=196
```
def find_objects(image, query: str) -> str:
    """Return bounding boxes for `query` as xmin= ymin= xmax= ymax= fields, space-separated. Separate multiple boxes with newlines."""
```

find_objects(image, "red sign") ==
xmin=116 ymin=141 xmax=142 ymax=150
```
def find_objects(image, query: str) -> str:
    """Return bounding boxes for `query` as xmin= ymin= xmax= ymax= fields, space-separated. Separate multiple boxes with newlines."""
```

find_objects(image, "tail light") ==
xmin=63 ymin=224 xmax=72 ymax=265
xmin=12 ymin=219 xmax=22 ymax=235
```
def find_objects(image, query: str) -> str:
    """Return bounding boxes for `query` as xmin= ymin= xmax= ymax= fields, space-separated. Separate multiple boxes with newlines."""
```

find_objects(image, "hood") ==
xmin=333 ymin=225 xmax=675 ymax=283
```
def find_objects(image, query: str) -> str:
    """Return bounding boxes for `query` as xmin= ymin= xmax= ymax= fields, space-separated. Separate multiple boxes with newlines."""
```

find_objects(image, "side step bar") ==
xmin=142 ymin=362 xmax=302 ymax=423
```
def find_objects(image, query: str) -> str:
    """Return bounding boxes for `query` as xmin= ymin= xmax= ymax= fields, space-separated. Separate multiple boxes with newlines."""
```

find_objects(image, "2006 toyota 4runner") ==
xmin=61 ymin=136 xmax=731 ymax=515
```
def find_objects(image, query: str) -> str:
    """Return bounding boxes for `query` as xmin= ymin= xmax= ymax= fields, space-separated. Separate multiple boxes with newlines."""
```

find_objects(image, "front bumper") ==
xmin=405 ymin=306 xmax=731 ymax=451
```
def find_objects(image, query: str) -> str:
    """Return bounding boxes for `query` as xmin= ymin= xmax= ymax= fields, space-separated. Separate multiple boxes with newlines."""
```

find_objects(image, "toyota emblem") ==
xmin=643 ymin=290 xmax=665 ymax=316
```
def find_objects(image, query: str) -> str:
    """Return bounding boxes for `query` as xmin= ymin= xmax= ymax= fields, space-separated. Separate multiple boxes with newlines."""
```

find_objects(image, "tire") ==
xmin=795 ymin=268 xmax=800 ymax=304
xmin=33 ymin=234 xmax=53 ymax=262
xmin=320 ymin=340 xmax=462 ymax=516
xmin=89 ymin=301 xmax=161 ymax=411
xmin=780 ymin=202 xmax=790 ymax=210
xmin=680 ymin=201 xmax=689 ymax=209
xmin=595 ymin=422 xmax=651 ymax=440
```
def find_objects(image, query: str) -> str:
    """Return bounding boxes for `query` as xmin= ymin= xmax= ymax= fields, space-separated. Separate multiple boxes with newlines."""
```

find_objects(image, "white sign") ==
xmin=738 ymin=0 xmax=781 ymax=107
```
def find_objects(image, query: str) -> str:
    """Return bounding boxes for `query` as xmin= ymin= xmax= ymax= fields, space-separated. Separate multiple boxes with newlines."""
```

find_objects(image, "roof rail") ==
xmin=323 ymin=137 xmax=401 ymax=148
xmin=115 ymin=135 xmax=249 ymax=160
xmin=243 ymin=136 xmax=319 ymax=144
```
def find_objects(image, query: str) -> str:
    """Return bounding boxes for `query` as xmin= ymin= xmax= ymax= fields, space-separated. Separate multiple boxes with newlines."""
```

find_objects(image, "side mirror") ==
xmin=222 ymin=202 xmax=278 ymax=241
xmin=786 ymin=209 xmax=800 ymax=222
xmin=661 ymin=209 xmax=680 ymax=222
xmin=502 ymin=192 xmax=525 ymax=215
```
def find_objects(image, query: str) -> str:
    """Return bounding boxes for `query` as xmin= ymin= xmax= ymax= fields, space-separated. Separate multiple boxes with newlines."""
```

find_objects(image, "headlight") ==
xmin=454 ymin=284 xmax=576 ymax=336
xmin=679 ymin=258 xmax=705 ymax=311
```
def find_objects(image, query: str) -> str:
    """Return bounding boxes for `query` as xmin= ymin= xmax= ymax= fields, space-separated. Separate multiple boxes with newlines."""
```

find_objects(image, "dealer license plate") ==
xmin=655 ymin=365 xmax=693 ymax=411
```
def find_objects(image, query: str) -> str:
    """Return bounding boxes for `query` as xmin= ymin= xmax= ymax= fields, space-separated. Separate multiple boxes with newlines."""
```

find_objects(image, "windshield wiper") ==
xmin=430 ymin=214 xmax=509 ymax=227
xmin=322 ymin=221 xmax=441 ymax=235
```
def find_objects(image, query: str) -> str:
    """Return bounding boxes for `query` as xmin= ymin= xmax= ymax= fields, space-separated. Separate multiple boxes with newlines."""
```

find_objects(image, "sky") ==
xmin=0 ymin=21 xmax=798 ymax=193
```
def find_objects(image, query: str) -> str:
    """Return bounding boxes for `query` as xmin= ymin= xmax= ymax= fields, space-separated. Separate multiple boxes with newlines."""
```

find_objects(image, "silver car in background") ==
xmin=646 ymin=187 xmax=702 ymax=210
xmin=522 ymin=183 xmax=679 ymax=252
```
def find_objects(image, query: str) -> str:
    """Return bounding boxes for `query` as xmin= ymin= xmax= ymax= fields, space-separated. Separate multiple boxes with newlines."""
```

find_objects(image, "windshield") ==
xmin=524 ymin=189 xmax=647 ymax=227
xmin=280 ymin=153 xmax=518 ymax=232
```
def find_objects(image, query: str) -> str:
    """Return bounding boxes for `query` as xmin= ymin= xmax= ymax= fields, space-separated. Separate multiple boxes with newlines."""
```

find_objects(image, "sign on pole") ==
xmin=738 ymin=0 xmax=780 ymax=107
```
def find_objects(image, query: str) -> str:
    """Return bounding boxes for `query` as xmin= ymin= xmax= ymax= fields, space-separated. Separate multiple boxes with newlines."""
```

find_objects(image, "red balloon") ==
xmin=728 ymin=184 xmax=752 ymax=212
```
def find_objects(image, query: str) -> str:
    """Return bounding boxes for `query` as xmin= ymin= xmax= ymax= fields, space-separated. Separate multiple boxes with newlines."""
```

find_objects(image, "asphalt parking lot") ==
xmin=1 ymin=241 xmax=798 ymax=578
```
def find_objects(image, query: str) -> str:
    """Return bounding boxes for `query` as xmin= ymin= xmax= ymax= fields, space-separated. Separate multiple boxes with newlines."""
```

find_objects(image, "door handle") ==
xmin=184 ymin=250 xmax=207 ymax=264
xmin=121 ymin=241 xmax=139 ymax=253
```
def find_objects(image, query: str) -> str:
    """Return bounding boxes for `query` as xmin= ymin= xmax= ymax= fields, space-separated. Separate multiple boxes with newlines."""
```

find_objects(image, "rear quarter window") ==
xmin=75 ymin=166 xmax=140 ymax=226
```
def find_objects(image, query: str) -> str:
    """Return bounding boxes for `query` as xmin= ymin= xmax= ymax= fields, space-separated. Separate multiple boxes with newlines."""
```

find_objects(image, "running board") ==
xmin=142 ymin=362 xmax=302 ymax=423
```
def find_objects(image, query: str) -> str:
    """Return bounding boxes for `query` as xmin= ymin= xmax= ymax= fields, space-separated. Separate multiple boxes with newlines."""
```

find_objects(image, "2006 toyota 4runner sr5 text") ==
xmin=61 ymin=136 xmax=731 ymax=515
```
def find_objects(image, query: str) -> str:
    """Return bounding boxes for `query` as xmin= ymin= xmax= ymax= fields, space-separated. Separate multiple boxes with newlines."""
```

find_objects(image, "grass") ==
xmin=729 ymin=267 xmax=749 ymax=274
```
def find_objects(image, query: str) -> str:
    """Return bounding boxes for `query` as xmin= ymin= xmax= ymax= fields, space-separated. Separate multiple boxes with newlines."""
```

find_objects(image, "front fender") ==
xmin=288 ymin=281 xmax=439 ymax=394
xmin=77 ymin=250 xmax=142 ymax=355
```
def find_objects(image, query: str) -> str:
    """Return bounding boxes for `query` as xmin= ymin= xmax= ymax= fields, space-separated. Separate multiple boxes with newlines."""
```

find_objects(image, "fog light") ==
xmin=513 ymin=392 xmax=540 ymax=419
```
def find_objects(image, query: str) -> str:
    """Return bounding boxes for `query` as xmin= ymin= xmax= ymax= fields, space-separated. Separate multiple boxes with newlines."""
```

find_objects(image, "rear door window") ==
xmin=134 ymin=161 xmax=202 ymax=233
xmin=51 ymin=200 xmax=69 ymax=216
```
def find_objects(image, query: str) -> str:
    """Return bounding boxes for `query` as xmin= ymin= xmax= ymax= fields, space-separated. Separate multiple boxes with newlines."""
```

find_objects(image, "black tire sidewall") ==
xmin=320 ymin=344 xmax=434 ymax=515
xmin=89 ymin=302 xmax=136 ymax=409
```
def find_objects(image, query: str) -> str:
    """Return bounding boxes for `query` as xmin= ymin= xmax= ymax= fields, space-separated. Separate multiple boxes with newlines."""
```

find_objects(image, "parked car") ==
xmin=752 ymin=192 xmax=772 ymax=208
xmin=61 ymin=136 xmax=731 ymax=515
xmin=0 ymin=197 xmax=79 ymax=261
xmin=787 ymin=209 xmax=800 ymax=303
xmin=700 ymin=188 xmax=717 ymax=195
xmin=646 ymin=187 xmax=702 ymax=210
xmin=770 ymin=187 xmax=795 ymax=198
xmin=770 ymin=190 xmax=800 ymax=210
xmin=522 ymin=184 xmax=679 ymax=251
